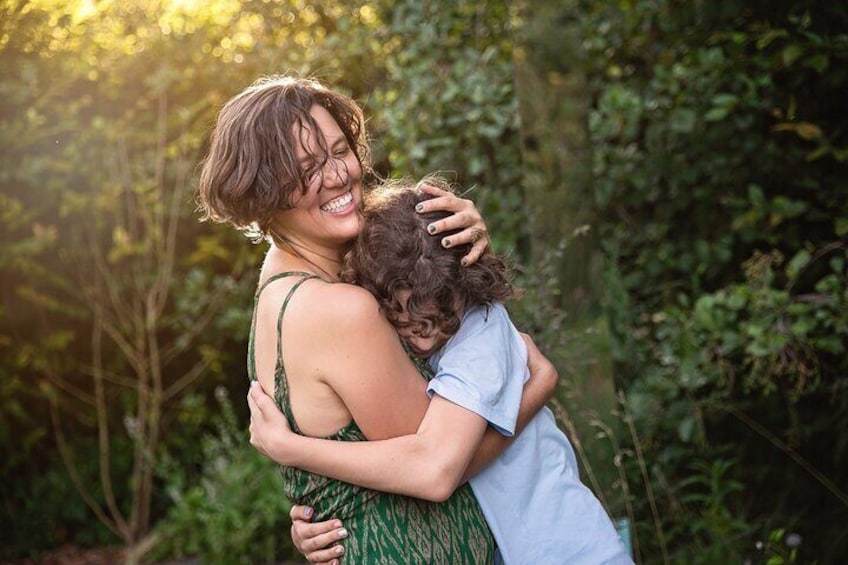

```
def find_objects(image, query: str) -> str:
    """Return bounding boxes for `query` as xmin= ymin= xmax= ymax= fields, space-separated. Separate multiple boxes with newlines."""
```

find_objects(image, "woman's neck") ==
xmin=268 ymin=229 xmax=344 ymax=282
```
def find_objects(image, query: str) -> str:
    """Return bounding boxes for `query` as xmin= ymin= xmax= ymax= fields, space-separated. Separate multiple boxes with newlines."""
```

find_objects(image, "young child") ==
xmin=249 ymin=178 xmax=632 ymax=564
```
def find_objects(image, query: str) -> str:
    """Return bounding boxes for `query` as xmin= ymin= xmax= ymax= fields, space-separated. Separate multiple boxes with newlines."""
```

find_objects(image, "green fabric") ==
xmin=249 ymin=272 xmax=495 ymax=564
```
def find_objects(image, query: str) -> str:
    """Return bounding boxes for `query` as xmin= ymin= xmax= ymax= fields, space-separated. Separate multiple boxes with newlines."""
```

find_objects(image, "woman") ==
xmin=196 ymin=76 xmax=556 ymax=563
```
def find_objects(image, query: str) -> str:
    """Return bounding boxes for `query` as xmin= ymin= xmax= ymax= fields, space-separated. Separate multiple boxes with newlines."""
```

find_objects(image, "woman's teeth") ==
xmin=321 ymin=191 xmax=353 ymax=213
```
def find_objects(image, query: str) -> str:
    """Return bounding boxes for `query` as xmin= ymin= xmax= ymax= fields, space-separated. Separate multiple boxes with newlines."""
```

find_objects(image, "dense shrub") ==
xmin=0 ymin=0 xmax=527 ymax=559
xmin=150 ymin=388 xmax=293 ymax=564
xmin=581 ymin=1 xmax=848 ymax=561
xmin=372 ymin=0 xmax=528 ymax=254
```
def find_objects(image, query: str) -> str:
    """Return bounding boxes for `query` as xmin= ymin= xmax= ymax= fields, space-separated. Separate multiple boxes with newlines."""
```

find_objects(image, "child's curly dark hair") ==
xmin=342 ymin=176 xmax=515 ymax=338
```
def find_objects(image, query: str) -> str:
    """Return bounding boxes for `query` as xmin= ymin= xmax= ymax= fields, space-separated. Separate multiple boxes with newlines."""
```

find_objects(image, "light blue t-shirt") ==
xmin=426 ymin=304 xmax=632 ymax=565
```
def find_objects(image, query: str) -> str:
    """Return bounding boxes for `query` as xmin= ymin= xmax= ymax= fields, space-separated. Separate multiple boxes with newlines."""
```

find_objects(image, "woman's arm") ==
xmin=249 ymin=332 xmax=559 ymax=502
xmin=255 ymin=282 xmax=486 ymax=501
xmin=251 ymin=382 xmax=487 ymax=502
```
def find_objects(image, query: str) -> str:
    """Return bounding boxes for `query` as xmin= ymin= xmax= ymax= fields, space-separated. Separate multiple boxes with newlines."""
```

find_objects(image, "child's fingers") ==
xmin=290 ymin=514 xmax=349 ymax=562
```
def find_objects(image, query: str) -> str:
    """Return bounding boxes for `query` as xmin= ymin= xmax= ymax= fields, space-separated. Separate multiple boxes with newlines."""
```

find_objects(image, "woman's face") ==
xmin=274 ymin=104 xmax=364 ymax=253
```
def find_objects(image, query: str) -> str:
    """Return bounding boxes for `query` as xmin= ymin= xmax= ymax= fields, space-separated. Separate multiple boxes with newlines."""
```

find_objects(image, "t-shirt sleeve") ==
xmin=426 ymin=304 xmax=528 ymax=436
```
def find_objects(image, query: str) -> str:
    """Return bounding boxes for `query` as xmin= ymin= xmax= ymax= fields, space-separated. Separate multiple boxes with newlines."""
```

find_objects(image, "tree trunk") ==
xmin=512 ymin=0 xmax=596 ymax=310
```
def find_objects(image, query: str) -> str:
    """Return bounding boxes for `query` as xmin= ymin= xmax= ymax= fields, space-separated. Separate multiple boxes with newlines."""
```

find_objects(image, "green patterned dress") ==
xmin=248 ymin=272 xmax=495 ymax=564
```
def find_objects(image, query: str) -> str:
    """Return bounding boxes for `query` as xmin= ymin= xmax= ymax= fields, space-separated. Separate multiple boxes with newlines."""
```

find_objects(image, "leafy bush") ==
xmin=151 ymin=387 xmax=294 ymax=564
xmin=371 ymin=0 xmax=529 ymax=255
xmin=0 ymin=445 xmax=120 ymax=558
xmin=579 ymin=0 xmax=848 ymax=561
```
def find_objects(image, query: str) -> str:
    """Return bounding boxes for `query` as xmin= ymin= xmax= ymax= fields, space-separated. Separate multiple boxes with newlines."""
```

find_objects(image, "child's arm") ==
xmin=461 ymin=332 xmax=558 ymax=480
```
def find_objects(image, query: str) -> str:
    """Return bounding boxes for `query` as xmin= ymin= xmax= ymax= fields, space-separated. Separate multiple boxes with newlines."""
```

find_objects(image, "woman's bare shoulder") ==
xmin=272 ymin=280 xmax=386 ymax=332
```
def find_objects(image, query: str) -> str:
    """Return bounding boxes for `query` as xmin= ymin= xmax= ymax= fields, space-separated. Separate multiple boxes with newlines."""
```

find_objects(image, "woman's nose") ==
xmin=321 ymin=156 xmax=349 ymax=189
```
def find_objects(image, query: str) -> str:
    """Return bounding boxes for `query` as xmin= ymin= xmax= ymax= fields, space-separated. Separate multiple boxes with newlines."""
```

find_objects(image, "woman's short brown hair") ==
xmin=196 ymin=76 xmax=371 ymax=240
xmin=342 ymin=177 xmax=515 ymax=338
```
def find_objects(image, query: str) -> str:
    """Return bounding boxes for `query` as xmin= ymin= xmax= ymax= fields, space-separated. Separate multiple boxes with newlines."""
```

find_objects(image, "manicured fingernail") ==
xmin=442 ymin=238 xmax=451 ymax=248
xmin=416 ymin=203 xmax=425 ymax=213
xmin=304 ymin=507 xmax=313 ymax=518
xmin=427 ymin=224 xmax=436 ymax=234
xmin=338 ymin=529 xmax=348 ymax=539
xmin=461 ymin=258 xmax=469 ymax=267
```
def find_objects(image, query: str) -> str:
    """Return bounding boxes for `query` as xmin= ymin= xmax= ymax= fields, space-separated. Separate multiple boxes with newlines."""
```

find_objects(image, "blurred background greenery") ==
xmin=1 ymin=0 xmax=846 ymax=563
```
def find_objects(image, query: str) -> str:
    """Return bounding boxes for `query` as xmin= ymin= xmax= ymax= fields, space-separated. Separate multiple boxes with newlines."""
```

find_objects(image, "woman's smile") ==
xmin=321 ymin=190 xmax=355 ymax=214
xmin=273 ymin=104 xmax=365 ymax=251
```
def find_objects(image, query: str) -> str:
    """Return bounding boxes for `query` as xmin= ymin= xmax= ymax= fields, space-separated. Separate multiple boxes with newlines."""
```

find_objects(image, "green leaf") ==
xmin=726 ymin=290 xmax=747 ymax=311
xmin=748 ymin=184 xmax=765 ymax=207
xmin=786 ymin=249 xmax=811 ymax=279
xmin=804 ymin=53 xmax=829 ymax=74
xmin=756 ymin=29 xmax=789 ymax=50
xmin=704 ymin=107 xmax=729 ymax=122
xmin=670 ymin=108 xmax=697 ymax=133
xmin=835 ymin=217 xmax=848 ymax=237
xmin=782 ymin=43 xmax=804 ymax=66
xmin=678 ymin=415 xmax=695 ymax=442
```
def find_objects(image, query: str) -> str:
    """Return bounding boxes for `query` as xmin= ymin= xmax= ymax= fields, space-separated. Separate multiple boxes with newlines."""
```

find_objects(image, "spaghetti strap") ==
xmin=274 ymin=276 xmax=316 ymax=369
xmin=254 ymin=270 xmax=315 ymax=298
xmin=247 ymin=271 xmax=319 ymax=384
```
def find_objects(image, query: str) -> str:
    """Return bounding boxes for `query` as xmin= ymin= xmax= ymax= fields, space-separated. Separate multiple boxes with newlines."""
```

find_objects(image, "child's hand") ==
xmin=289 ymin=505 xmax=348 ymax=565
xmin=247 ymin=380 xmax=294 ymax=462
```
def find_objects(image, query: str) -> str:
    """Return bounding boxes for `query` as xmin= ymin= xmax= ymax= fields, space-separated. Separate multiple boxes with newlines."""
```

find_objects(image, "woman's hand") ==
xmin=289 ymin=505 xmax=349 ymax=564
xmin=247 ymin=380 xmax=294 ymax=463
xmin=416 ymin=183 xmax=490 ymax=266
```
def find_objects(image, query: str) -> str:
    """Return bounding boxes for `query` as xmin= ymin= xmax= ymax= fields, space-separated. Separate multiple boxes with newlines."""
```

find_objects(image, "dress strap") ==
xmin=254 ymin=271 xmax=315 ymax=299
xmin=275 ymin=276 xmax=318 ymax=364
xmin=247 ymin=271 xmax=320 ymax=383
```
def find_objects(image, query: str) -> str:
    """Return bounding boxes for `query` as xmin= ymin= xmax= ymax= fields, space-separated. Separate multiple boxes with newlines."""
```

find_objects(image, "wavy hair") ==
xmin=342 ymin=177 xmax=515 ymax=337
xmin=196 ymin=75 xmax=372 ymax=240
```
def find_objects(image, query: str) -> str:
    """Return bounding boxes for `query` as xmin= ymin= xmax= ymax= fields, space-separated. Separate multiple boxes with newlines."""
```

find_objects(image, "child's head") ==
xmin=342 ymin=177 xmax=515 ymax=357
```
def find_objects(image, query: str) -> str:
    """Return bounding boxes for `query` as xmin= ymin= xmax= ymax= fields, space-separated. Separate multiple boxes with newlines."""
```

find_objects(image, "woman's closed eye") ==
xmin=302 ymin=160 xmax=324 ymax=185
xmin=333 ymin=145 xmax=351 ymax=158
xmin=303 ymin=146 xmax=349 ymax=186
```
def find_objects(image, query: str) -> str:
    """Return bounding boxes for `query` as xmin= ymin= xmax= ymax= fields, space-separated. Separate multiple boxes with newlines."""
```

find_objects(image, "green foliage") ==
xmin=757 ymin=528 xmax=802 ymax=565
xmin=580 ymin=0 xmax=848 ymax=561
xmin=0 ymin=0 xmax=386 ymax=555
xmin=372 ymin=0 xmax=528 ymax=254
xmin=1 ymin=0 xmax=528 ymax=558
xmin=0 ymin=441 xmax=122 ymax=558
xmin=151 ymin=388 xmax=293 ymax=564
xmin=675 ymin=459 xmax=750 ymax=561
